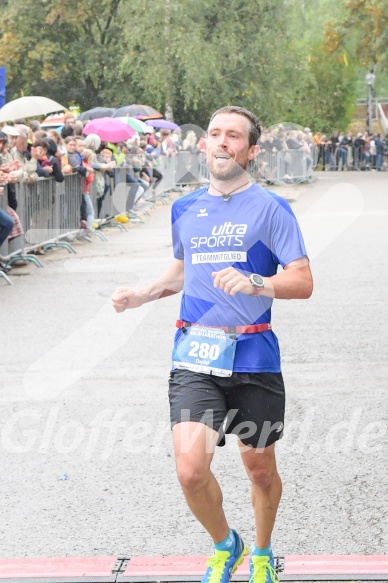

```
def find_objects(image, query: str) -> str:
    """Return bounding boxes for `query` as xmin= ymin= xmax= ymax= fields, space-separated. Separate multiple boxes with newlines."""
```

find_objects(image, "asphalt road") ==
xmin=0 ymin=171 xmax=387 ymax=560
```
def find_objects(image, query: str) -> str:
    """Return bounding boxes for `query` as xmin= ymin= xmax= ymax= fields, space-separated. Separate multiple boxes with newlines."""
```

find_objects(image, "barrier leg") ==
xmin=7 ymin=254 xmax=44 ymax=268
xmin=0 ymin=270 xmax=13 ymax=285
xmin=43 ymin=241 xmax=77 ymax=254
xmin=99 ymin=220 xmax=127 ymax=232
xmin=91 ymin=230 xmax=108 ymax=241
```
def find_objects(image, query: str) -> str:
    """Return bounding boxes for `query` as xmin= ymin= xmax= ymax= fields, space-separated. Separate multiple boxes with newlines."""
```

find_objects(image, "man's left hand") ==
xmin=212 ymin=267 xmax=261 ymax=297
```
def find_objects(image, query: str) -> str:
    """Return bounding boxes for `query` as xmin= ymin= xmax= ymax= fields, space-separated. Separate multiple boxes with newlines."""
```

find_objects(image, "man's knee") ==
xmin=246 ymin=465 xmax=278 ymax=490
xmin=176 ymin=458 xmax=211 ymax=493
xmin=242 ymin=447 xmax=279 ymax=490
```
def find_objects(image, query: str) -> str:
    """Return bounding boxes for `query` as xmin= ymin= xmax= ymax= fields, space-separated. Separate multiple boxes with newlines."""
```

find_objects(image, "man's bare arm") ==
xmin=212 ymin=257 xmax=313 ymax=300
xmin=265 ymin=259 xmax=313 ymax=299
xmin=112 ymin=259 xmax=184 ymax=313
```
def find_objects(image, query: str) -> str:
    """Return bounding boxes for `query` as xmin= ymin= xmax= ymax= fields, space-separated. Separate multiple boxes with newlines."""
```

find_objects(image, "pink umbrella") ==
xmin=83 ymin=117 xmax=135 ymax=142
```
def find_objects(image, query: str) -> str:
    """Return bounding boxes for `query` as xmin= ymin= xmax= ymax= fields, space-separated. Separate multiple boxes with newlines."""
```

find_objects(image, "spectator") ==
xmin=182 ymin=130 xmax=199 ymax=153
xmin=353 ymin=132 xmax=365 ymax=169
xmin=63 ymin=111 xmax=76 ymax=128
xmin=74 ymin=120 xmax=84 ymax=137
xmin=30 ymin=139 xmax=53 ymax=179
xmin=369 ymin=135 xmax=377 ymax=169
xmin=0 ymin=138 xmax=27 ymax=267
xmin=327 ymin=130 xmax=339 ymax=171
xmin=344 ymin=131 xmax=354 ymax=169
xmin=197 ymin=131 xmax=207 ymax=155
xmin=1 ymin=125 xmax=20 ymax=151
xmin=61 ymin=120 xmax=75 ymax=139
xmin=29 ymin=120 xmax=41 ymax=134
xmin=47 ymin=129 xmax=66 ymax=165
xmin=0 ymin=130 xmax=22 ymax=221
xmin=75 ymin=137 xmax=85 ymax=160
xmin=374 ymin=133 xmax=384 ymax=171
xmin=62 ymin=136 xmax=87 ymax=176
xmin=0 ymin=204 xmax=14 ymax=273
xmin=14 ymin=124 xmax=32 ymax=143
xmin=336 ymin=131 xmax=349 ymax=170
xmin=316 ymin=133 xmax=326 ymax=169
xmin=141 ymin=140 xmax=163 ymax=193
xmin=171 ymin=129 xmax=183 ymax=150
xmin=11 ymin=126 xmax=39 ymax=182
xmin=33 ymin=130 xmax=48 ymax=140
xmin=83 ymin=134 xmax=115 ymax=217
xmin=362 ymin=132 xmax=371 ymax=169
xmin=43 ymin=138 xmax=65 ymax=182
xmin=160 ymin=130 xmax=176 ymax=156
xmin=80 ymin=148 xmax=95 ymax=233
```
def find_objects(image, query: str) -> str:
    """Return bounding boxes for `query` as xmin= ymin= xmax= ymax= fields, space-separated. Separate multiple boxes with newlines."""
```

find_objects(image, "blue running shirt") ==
xmin=171 ymin=183 xmax=308 ymax=372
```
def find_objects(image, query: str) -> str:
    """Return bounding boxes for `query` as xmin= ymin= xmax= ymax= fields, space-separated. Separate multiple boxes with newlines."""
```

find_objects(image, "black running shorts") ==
xmin=168 ymin=369 xmax=285 ymax=448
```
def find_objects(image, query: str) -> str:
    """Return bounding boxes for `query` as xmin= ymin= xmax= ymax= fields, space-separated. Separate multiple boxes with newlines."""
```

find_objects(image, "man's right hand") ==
xmin=112 ymin=286 xmax=145 ymax=312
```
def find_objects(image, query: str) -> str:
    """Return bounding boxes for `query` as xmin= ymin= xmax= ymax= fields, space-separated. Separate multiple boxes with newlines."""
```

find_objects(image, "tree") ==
xmin=0 ymin=0 xmax=132 ymax=109
xmin=120 ymin=0 xmax=306 ymax=127
xmin=0 ymin=0 xmax=359 ymax=131
xmin=325 ymin=0 xmax=388 ymax=70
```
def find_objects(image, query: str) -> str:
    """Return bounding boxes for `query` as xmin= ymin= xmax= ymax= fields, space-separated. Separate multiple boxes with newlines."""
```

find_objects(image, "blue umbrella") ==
xmin=145 ymin=119 xmax=181 ymax=131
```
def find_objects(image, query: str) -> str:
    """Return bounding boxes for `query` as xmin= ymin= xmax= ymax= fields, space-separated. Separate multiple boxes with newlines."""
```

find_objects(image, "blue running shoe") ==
xmin=249 ymin=553 xmax=279 ymax=583
xmin=201 ymin=530 xmax=248 ymax=583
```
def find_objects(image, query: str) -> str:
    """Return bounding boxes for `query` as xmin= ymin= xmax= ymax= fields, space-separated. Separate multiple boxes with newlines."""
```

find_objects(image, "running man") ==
xmin=112 ymin=106 xmax=313 ymax=583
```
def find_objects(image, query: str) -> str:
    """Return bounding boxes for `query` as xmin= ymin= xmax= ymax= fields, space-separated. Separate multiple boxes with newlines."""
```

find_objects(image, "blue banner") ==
xmin=0 ymin=67 xmax=6 ymax=109
xmin=0 ymin=67 xmax=6 ymax=107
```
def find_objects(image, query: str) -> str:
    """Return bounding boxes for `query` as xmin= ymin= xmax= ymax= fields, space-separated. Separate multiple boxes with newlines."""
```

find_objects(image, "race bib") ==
xmin=172 ymin=325 xmax=237 ymax=377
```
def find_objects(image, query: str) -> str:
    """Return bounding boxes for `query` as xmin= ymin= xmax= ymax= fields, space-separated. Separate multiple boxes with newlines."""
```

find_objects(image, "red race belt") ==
xmin=176 ymin=320 xmax=272 ymax=335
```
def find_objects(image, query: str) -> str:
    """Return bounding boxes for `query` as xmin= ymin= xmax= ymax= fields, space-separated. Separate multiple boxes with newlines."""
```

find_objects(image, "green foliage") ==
xmin=0 ymin=0 xmax=375 ymax=132
xmin=0 ymin=0 xmax=131 ymax=108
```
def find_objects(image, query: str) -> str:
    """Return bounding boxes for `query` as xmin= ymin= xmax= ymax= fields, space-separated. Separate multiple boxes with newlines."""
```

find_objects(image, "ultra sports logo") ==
xmin=190 ymin=221 xmax=248 ymax=264
xmin=191 ymin=221 xmax=248 ymax=248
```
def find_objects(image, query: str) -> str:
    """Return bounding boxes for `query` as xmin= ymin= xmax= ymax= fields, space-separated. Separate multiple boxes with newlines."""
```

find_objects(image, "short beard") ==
xmin=207 ymin=157 xmax=248 ymax=181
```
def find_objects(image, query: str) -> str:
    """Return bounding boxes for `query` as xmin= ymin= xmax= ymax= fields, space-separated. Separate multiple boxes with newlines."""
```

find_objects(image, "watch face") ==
xmin=251 ymin=274 xmax=264 ymax=288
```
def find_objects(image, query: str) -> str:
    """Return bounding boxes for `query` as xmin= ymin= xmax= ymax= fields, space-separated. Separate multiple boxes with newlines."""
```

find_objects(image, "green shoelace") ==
xmin=205 ymin=550 xmax=231 ymax=583
xmin=249 ymin=555 xmax=279 ymax=583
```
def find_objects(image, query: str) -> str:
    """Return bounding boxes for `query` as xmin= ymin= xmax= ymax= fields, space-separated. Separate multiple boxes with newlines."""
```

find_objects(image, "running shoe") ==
xmin=249 ymin=553 xmax=279 ymax=583
xmin=201 ymin=530 xmax=248 ymax=583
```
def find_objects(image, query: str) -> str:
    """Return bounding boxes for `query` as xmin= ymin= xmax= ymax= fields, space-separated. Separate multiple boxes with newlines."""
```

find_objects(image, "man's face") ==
xmin=65 ymin=117 xmax=76 ymax=126
xmin=8 ymin=135 xmax=18 ymax=147
xmin=16 ymin=136 xmax=28 ymax=152
xmin=206 ymin=113 xmax=258 ymax=180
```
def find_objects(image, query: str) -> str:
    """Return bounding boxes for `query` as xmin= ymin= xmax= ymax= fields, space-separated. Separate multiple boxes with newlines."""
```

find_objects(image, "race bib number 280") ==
xmin=172 ymin=326 xmax=237 ymax=377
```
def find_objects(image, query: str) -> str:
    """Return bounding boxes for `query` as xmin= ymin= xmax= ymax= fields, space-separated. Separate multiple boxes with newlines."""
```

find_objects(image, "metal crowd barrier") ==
xmin=175 ymin=151 xmax=203 ymax=186
xmin=1 ymin=150 xmax=316 ymax=285
xmin=155 ymin=156 xmax=176 ymax=199
xmin=250 ymin=147 xmax=316 ymax=184
xmin=1 ymin=175 xmax=84 ymax=270
xmin=89 ymin=166 xmax=151 ymax=228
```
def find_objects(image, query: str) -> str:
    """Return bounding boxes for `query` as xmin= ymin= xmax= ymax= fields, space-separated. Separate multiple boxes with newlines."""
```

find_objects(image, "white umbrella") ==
xmin=0 ymin=96 xmax=66 ymax=123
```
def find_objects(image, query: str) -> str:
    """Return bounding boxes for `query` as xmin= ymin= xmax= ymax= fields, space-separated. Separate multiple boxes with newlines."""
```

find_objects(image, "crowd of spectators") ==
xmin=1 ymin=112 xmax=387 ymax=275
xmin=0 ymin=112 xmax=203 ymax=274
xmin=313 ymin=130 xmax=387 ymax=171
xmin=258 ymin=125 xmax=388 ymax=173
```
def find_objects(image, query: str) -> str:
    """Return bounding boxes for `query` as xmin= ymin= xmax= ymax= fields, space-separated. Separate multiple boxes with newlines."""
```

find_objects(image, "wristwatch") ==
xmin=248 ymin=273 xmax=265 ymax=289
